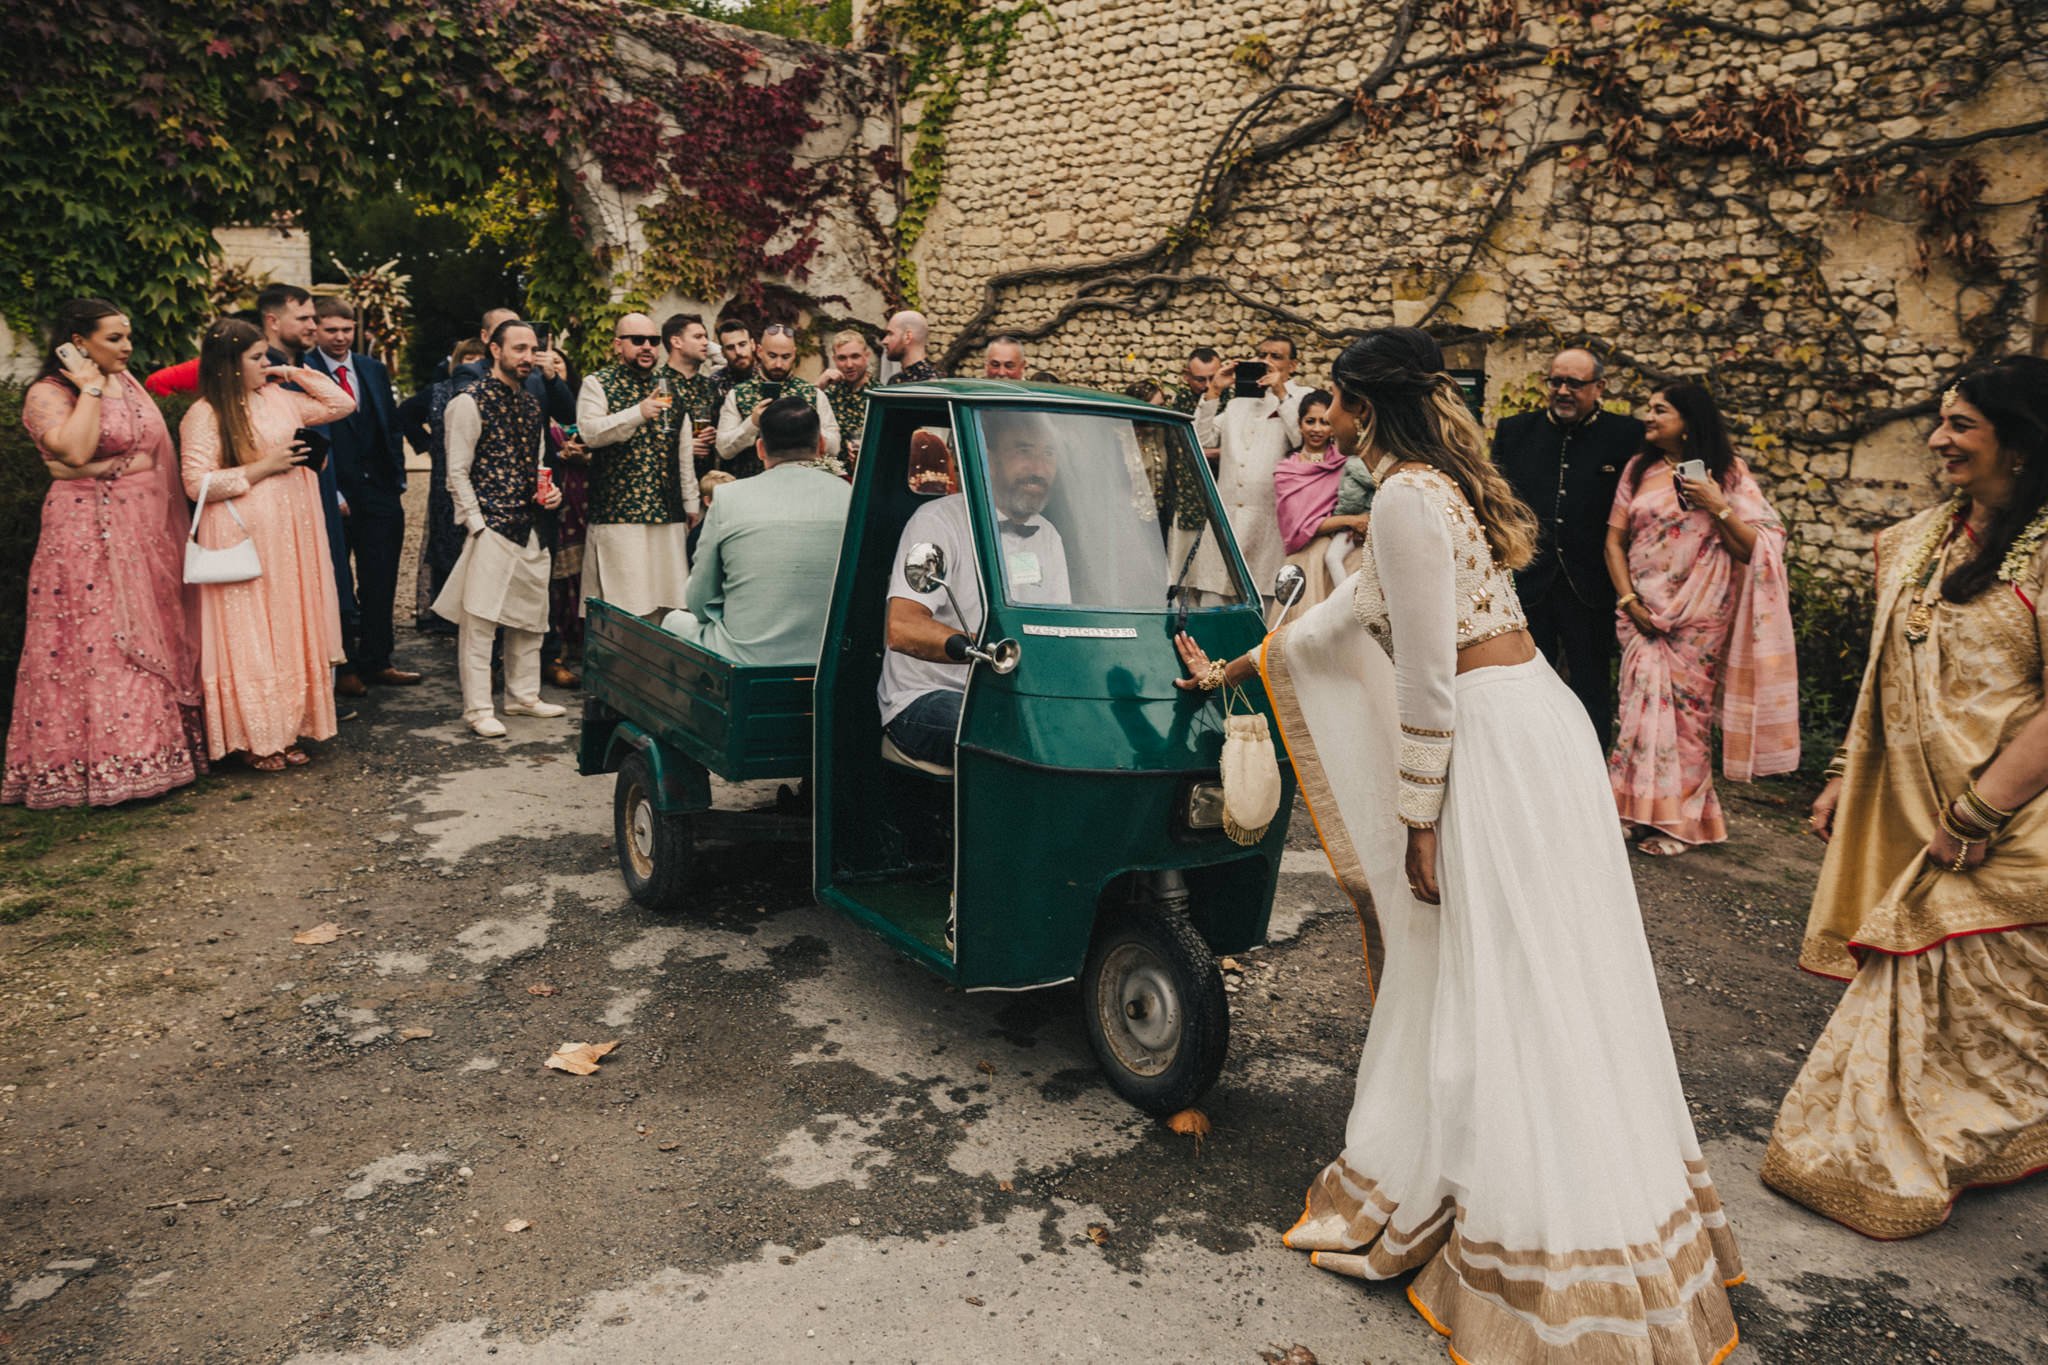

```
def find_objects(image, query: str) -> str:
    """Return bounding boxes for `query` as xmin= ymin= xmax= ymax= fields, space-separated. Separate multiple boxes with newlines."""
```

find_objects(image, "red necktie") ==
xmin=335 ymin=364 xmax=354 ymax=397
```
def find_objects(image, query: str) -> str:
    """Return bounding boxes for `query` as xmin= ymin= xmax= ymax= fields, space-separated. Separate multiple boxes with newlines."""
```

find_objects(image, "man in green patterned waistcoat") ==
xmin=818 ymin=329 xmax=873 ymax=472
xmin=661 ymin=312 xmax=721 ymax=486
xmin=575 ymin=312 xmax=699 ymax=618
xmin=715 ymin=324 xmax=843 ymax=479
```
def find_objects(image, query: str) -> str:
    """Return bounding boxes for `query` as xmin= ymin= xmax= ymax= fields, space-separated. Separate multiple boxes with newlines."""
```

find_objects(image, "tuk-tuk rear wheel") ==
xmin=1081 ymin=904 xmax=1228 ymax=1117
xmin=614 ymin=751 xmax=693 ymax=914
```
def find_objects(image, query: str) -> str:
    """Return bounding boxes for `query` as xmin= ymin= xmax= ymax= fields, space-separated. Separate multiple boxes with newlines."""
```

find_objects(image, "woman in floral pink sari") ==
xmin=5 ymin=299 xmax=205 ymax=808
xmin=1605 ymin=382 xmax=1799 ymax=854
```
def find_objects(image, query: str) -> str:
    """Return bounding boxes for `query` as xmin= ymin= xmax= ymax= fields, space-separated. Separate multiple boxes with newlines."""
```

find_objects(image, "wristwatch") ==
xmin=82 ymin=384 xmax=103 ymax=398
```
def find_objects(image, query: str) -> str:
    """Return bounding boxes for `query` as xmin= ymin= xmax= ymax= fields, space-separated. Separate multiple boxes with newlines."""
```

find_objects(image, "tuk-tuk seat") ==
xmin=880 ymin=732 xmax=954 ymax=779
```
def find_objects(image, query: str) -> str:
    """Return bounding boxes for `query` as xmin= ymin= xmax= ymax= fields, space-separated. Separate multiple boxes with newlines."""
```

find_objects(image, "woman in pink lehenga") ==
xmin=179 ymin=319 xmax=353 ymax=771
xmin=4 ymin=299 xmax=206 ymax=808
xmin=1604 ymin=382 xmax=1800 ymax=854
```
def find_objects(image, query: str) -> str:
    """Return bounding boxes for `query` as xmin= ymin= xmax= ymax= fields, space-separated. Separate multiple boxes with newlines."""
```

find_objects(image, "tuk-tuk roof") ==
xmin=867 ymin=378 xmax=1193 ymax=420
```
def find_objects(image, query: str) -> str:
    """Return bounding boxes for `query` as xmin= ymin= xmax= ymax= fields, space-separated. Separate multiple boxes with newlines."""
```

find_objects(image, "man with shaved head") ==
xmin=574 ymin=311 xmax=700 ymax=617
xmin=1491 ymin=345 xmax=1643 ymax=749
xmin=882 ymin=310 xmax=937 ymax=384
xmin=983 ymin=336 xmax=1027 ymax=381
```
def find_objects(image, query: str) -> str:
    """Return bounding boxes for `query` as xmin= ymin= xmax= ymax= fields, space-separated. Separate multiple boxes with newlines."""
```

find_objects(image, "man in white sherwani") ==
xmin=1178 ymin=336 xmax=1311 ymax=614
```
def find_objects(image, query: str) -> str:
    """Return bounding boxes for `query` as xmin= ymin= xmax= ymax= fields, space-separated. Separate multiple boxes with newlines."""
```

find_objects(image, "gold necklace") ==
xmin=1902 ymin=511 xmax=1962 ymax=644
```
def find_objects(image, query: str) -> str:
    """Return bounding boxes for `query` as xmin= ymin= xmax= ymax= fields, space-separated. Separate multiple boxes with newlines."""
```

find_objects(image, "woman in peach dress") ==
xmin=179 ymin=319 xmax=353 ymax=770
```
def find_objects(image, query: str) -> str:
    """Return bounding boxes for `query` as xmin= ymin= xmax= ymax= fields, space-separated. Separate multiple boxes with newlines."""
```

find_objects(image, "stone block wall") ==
xmin=904 ymin=0 xmax=2048 ymax=573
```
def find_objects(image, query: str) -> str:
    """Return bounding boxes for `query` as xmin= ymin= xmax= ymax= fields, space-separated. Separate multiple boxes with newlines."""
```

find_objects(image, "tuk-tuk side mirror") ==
xmin=1273 ymin=564 xmax=1306 ymax=608
xmin=903 ymin=542 xmax=947 ymax=594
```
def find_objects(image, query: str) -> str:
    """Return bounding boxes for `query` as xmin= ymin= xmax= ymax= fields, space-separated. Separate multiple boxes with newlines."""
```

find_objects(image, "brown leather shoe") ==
xmin=372 ymin=667 xmax=424 ymax=686
xmin=546 ymin=661 xmax=581 ymax=689
xmin=335 ymin=671 xmax=369 ymax=698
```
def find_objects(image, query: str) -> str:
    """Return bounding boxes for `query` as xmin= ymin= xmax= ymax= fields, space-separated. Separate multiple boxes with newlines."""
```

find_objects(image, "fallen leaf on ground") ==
xmin=976 ymin=1059 xmax=995 ymax=1077
xmin=544 ymin=1040 xmax=618 ymax=1075
xmin=964 ymin=1295 xmax=985 ymax=1307
xmin=657 ymin=1141 xmax=679 ymax=1152
xmin=291 ymin=923 xmax=340 ymax=945
xmin=1166 ymin=1107 xmax=1212 ymax=1155
xmin=1220 ymin=956 xmax=1245 ymax=972
xmin=997 ymin=1179 xmax=1014 ymax=1193
xmin=398 ymin=1028 xmax=433 ymax=1041
xmin=1258 ymin=1348 xmax=1318 ymax=1365
xmin=526 ymin=984 xmax=559 ymax=997
xmin=503 ymin=1219 xmax=531 ymax=1233
xmin=1085 ymin=1224 xmax=1110 ymax=1246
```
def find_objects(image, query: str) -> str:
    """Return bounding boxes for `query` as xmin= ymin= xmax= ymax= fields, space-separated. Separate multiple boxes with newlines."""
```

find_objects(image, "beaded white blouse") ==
xmin=1351 ymin=463 xmax=1528 ymax=827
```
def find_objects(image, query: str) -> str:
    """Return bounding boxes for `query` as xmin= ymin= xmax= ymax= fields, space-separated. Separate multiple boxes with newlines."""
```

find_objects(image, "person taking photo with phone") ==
xmin=1604 ymin=381 xmax=1799 ymax=855
xmin=1174 ymin=336 xmax=1310 ymax=615
xmin=714 ymin=323 xmax=843 ymax=480
xmin=179 ymin=318 xmax=355 ymax=772
xmin=4 ymin=299 xmax=208 ymax=808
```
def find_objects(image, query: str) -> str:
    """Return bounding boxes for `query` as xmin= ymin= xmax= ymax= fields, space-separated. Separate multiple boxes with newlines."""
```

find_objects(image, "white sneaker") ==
xmin=503 ymin=698 xmax=567 ymax=719
xmin=467 ymin=713 xmax=508 ymax=738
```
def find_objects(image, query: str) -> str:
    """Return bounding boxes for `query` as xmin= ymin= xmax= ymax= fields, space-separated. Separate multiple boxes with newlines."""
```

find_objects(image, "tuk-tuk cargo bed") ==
xmin=580 ymin=599 xmax=812 ymax=783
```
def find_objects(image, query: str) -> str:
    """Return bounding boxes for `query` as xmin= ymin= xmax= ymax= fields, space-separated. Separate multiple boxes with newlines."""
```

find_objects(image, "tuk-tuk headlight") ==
xmin=1184 ymin=781 xmax=1226 ymax=830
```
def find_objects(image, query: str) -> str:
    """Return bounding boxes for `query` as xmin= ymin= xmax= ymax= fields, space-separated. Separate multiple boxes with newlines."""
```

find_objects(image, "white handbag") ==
xmin=1219 ymin=694 xmax=1283 ymax=846
xmin=183 ymin=471 xmax=263 ymax=585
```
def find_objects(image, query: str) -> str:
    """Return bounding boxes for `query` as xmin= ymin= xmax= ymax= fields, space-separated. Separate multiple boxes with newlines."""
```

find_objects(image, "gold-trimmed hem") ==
xmin=1760 ymin=1120 xmax=2048 ymax=1240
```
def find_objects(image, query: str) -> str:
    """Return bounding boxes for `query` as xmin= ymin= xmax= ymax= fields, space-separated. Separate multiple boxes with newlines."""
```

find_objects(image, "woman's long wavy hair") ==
xmin=36 ymin=298 xmax=124 ymax=383
xmin=197 ymin=318 xmax=267 ymax=470
xmin=1624 ymin=381 xmax=1738 ymax=495
xmin=1329 ymin=328 xmax=1538 ymax=570
xmin=1941 ymin=354 xmax=2048 ymax=603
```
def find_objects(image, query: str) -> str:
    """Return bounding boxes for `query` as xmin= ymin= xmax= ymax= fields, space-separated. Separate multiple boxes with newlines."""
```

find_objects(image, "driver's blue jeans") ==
xmin=886 ymin=689 xmax=962 ymax=766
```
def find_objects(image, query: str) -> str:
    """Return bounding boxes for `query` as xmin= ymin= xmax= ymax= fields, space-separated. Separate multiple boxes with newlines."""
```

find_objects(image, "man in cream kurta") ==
xmin=1177 ymin=339 xmax=1311 ymax=613
xmin=660 ymin=397 xmax=852 ymax=665
xmin=431 ymin=321 xmax=568 ymax=739
xmin=578 ymin=312 xmax=699 ymax=618
xmin=714 ymin=325 xmax=841 ymax=477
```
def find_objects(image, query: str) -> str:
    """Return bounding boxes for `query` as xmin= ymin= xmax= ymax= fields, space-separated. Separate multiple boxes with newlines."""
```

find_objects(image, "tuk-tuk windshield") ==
xmin=968 ymin=407 xmax=1250 ymax=612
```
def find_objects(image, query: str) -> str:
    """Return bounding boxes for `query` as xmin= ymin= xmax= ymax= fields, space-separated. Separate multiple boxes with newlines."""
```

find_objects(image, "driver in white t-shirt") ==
xmin=879 ymin=413 xmax=1072 ymax=766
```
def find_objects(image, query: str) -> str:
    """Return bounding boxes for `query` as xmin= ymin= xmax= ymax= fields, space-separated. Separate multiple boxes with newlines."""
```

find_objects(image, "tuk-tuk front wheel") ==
xmin=1081 ymin=904 xmax=1228 ymax=1116
xmin=614 ymin=750 xmax=693 ymax=913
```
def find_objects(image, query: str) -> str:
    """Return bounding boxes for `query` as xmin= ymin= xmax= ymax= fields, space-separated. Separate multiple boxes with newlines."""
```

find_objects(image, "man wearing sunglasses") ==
xmin=574 ymin=313 xmax=700 ymax=619
xmin=1491 ymin=346 xmax=1643 ymax=750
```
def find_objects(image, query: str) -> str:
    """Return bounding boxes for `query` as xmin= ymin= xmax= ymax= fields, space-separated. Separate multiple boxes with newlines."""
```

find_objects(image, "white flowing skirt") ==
xmin=1265 ymin=593 xmax=1742 ymax=1365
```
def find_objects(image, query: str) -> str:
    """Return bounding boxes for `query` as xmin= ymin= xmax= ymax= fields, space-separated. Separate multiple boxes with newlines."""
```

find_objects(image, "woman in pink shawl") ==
xmin=1604 ymin=381 xmax=1798 ymax=854
xmin=5 ymin=299 xmax=206 ymax=808
xmin=1271 ymin=390 xmax=1368 ymax=613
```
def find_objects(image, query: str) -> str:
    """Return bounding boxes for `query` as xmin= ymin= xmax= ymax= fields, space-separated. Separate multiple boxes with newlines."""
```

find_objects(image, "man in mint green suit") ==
xmin=661 ymin=397 xmax=851 ymax=665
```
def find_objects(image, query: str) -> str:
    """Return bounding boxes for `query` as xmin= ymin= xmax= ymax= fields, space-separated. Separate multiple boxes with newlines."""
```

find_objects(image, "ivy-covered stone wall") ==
xmin=901 ymin=0 xmax=2048 ymax=573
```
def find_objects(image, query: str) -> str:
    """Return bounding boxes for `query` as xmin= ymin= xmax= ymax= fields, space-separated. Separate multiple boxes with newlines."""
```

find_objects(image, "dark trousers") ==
xmin=340 ymin=484 xmax=406 ymax=676
xmin=1525 ymin=582 xmax=1618 ymax=754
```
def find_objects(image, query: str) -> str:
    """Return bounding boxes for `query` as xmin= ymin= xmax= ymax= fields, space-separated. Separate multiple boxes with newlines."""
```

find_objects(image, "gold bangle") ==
xmin=1199 ymin=659 xmax=1227 ymax=691
xmin=1616 ymin=591 xmax=1639 ymax=609
xmin=1714 ymin=506 xmax=1734 ymax=522
xmin=1940 ymin=804 xmax=1994 ymax=842
xmin=1961 ymin=784 xmax=2016 ymax=825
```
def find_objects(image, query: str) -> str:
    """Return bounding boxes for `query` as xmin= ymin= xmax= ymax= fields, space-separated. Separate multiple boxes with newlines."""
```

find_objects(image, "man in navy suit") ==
xmin=308 ymin=298 xmax=423 ymax=691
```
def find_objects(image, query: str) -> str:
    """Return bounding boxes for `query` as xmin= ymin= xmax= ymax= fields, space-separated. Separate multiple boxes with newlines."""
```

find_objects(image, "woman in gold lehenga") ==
xmin=1763 ymin=356 xmax=2048 ymax=1238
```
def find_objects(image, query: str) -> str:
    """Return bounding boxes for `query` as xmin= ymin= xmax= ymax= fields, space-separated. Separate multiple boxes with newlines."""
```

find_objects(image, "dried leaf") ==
xmin=1220 ymin=956 xmax=1244 ymax=972
xmin=503 ymin=1219 xmax=532 ymax=1233
xmin=964 ymin=1295 xmax=985 ymax=1307
xmin=1085 ymin=1224 xmax=1110 ymax=1246
xmin=996 ymin=1179 xmax=1014 ymax=1193
xmin=526 ymin=983 xmax=559 ymax=997
xmin=1166 ymin=1108 xmax=1212 ymax=1155
xmin=398 ymin=1027 xmax=434 ymax=1041
xmin=975 ymin=1060 xmax=995 ymax=1077
xmin=544 ymin=1040 xmax=618 ymax=1075
xmin=1258 ymin=1348 xmax=1318 ymax=1365
xmin=291 ymin=922 xmax=340 ymax=945
xmin=657 ymin=1141 xmax=679 ymax=1152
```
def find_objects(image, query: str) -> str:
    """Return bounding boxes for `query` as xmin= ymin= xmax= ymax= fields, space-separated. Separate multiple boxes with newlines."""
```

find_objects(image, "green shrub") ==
xmin=1786 ymin=551 xmax=1874 ymax=769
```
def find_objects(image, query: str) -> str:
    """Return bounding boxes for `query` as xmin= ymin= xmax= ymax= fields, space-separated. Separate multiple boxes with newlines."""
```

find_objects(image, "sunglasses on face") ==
xmin=617 ymin=334 xmax=660 ymax=347
xmin=760 ymin=325 xmax=798 ymax=339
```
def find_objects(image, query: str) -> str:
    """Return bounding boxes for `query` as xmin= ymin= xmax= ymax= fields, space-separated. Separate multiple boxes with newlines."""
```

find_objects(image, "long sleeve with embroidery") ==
xmin=1371 ymin=478 xmax=1458 ymax=827
xmin=285 ymin=366 xmax=356 ymax=426
xmin=444 ymin=393 xmax=487 ymax=534
xmin=576 ymin=375 xmax=646 ymax=448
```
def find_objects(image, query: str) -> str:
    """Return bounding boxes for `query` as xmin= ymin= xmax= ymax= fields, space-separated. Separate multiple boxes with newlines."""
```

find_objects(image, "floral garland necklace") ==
xmin=1899 ymin=495 xmax=2048 ymax=642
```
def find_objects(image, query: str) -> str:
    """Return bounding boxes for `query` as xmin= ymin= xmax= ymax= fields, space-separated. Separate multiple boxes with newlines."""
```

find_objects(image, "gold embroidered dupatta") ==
xmin=1799 ymin=505 xmax=2048 ymax=979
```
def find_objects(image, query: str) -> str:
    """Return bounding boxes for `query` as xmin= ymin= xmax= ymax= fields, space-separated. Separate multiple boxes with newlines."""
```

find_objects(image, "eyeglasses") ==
xmin=617 ymin=334 xmax=660 ymax=347
xmin=760 ymin=324 xmax=798 ymax=339
xmin=1546 ymin=375 xmax=1597 ymax=390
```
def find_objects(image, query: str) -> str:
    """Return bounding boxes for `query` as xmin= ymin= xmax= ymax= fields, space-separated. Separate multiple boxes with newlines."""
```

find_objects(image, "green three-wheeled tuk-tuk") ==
xmin=578 ymin=380 xmax=1296 ymax=1114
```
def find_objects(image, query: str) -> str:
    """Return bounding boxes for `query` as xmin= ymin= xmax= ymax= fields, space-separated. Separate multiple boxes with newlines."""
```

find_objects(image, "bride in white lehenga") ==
xmin=1176 ymin=328 xmax=1743 ymax=1364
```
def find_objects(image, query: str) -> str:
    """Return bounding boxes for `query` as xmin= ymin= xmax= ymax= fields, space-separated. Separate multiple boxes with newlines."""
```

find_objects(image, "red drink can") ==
xmin=535 ymin=466 xmax=556 ymax=502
